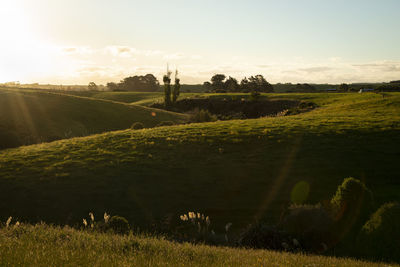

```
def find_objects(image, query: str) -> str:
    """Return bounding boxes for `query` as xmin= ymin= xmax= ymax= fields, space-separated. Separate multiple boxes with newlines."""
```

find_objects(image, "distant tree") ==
xmin=106 ymin=82 xmax=119 ymax=91
xmin=376 ymin=84 xmax=400 ymax=92
xmin=247 ymin=75 xmax=274 ymax=93
xmin=203 ymin=81 xmax=212 ymax=91
xmin=88 ymin=82 xmax=98 ymax=91
xmin=163 ymin=68 xmax=172 ymax=108
xmin=240 ymin=77 xmax=250 ymax=92
xmin=295 ymin=83 xmax=316 ymax=93
xmin=338 ymin=83 xmax=349 ymax=92
xmin=211 ymin=74 xmax=226 ymax=90
xmin=225 ymin=76 xmax=239 ymax=92
xmin=172 ymin=69 xmax=181 ymax=104
xmin=143 ymin=74 xmax=160 ymax=91
xmin=117 ymin=74 xmax=159 ymax=92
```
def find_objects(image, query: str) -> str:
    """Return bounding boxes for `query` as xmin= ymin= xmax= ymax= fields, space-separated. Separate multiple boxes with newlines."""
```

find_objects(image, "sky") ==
xmin=0 ymin=0 xmax=399 ymax=85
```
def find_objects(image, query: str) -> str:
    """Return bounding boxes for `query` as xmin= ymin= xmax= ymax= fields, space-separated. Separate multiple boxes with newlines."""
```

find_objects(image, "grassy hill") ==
xmin=0 ymin=88 xmax=187 ymax=149
xmin=0 ymin=92 xmax=399 ymax=234
xmin=0 ymin=224 xmax=395 ymax=266
xmin=52 ymin=90 xmax=201 ymax=106
xmin=51 ymin=90 xmax=165 ymax=105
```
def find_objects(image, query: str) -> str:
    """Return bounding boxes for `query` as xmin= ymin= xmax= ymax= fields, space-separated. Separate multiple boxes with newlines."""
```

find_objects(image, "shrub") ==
xmin=131 ymin=122 xmax=144 ymax=130
xmin=176 ymin=212 xmax=213 ymax=243
xmin=189 ymin=109 xmax=217 ymax=123
xmin=156 ymin=121 xmax=175 ymax=127
xmin=238 ymin=223 xmax=293 ymax=251
xmin=357 ymin=202 xmax=400 ymax=261
xmin=280 ymin=204 xmax=334 ymax=252
xmin=108 ymin=216 xmax=130 ymax=235
xmin=330 ymin=177 xmax=374 ymax=240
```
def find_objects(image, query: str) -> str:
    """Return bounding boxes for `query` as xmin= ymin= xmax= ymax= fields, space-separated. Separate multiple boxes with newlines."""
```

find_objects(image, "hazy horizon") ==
xmin=1 ymin=0 xmax=399 ymax=85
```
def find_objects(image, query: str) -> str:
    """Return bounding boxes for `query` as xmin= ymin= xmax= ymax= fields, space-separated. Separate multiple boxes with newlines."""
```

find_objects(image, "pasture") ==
xmin=0 ymin=90 xmax=399 ymax=265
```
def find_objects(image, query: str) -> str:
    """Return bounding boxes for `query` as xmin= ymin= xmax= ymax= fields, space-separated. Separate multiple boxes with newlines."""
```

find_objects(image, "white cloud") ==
xmin=61 ymin=46 xmax=94 ymax=55
xmin=105 ymin=46 xmax=163 ymax=58
xmin=163 ymin=53 xmax=185 ymax=60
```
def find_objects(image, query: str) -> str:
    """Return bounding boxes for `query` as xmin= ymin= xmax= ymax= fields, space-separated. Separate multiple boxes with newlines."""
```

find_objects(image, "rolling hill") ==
xmin=0 ymin=88 xmax=187 ymax=149
xmin=0 ymin=92 xmax=399 ymax=231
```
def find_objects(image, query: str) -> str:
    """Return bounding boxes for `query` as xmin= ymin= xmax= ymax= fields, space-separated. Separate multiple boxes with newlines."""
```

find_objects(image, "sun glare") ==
xmin=0 ymin=1 xmax=55 ymax=83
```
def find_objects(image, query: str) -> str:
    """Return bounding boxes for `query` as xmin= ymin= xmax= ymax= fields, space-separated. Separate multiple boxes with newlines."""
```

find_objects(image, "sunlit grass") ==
xmin=0 ymin=224 xmax=394 ymax=267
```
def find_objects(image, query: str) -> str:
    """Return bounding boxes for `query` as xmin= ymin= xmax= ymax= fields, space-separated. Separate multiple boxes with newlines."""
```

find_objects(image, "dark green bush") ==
xmin=280 ymin=204 xmax=334 ymax=252
xmin=357 ymin=202 xmax=400 ymax=261
xmin=238 ymin=223 xmax=292 ymax=251
xmin=330 ymin=177 xmax=374 ymax=240
xmin=131 ymin=122 xmax=144 ymax=130
xmin=108 ymin=216 xmax=130 ymax=235
xmin=156 ymin=121 xmax=175 ymax=127
xmin=189 ymin=109 xmax=217 ymax=123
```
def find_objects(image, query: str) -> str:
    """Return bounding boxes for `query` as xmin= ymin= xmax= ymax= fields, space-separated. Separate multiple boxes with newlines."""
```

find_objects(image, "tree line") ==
xmin=106 ymin=74 xmax=159 ymax=92
xmin=203 ymin=74 xmax=274 ymax=93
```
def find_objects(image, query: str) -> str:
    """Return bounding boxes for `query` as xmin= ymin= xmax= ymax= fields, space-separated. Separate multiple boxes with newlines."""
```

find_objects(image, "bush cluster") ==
xmin=357 ymin=202 xmax=400 ymax=261
xmin=280 ymin=204 xmax=334 ymax=252
xmin=189 ymin=109 xmax=217 ymax=123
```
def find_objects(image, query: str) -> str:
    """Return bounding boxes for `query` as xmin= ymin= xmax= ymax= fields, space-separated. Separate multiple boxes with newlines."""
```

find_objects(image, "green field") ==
xmin=0 ymin=88 xmax=187 ymax=149
xmin=0 ymin=92 xmax=399 ymax=228
xmin=0 ymin=91 xmax=399 ymax=265
xmin=0 ymin=223 xmax=395 ymax=267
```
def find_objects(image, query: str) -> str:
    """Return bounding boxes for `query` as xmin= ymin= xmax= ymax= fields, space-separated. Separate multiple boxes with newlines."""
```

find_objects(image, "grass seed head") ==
xmin=6 ymin=216 xmax=12 ymax=228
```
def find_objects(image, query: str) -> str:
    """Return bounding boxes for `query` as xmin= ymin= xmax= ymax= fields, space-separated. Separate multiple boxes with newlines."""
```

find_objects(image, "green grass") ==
xmin=0 ymin=92 xmax=399 ymax=232
xmin=0 ymin=224 xmax=394 ymax=266
xmin=0 ymin=88 xmax=187 ymax=148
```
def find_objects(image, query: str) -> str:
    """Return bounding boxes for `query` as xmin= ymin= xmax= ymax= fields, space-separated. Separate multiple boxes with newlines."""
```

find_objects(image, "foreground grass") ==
xmin=0 ymin=224 xmax=395 ymax=267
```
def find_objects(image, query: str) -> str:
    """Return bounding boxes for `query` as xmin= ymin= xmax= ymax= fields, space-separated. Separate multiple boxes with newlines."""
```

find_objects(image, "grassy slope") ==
xmin=0 ymin=93 xmax=399 ymax=233
xmin=53 ymin=90 xmax=165 ymax=104
xmin=0 ymin=224 xmax=394 ymax=267
xmin=0 ymin=88 xmax=187 ymax=149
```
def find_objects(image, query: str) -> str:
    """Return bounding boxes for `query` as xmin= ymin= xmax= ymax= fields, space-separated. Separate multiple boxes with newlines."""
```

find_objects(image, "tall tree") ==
xmin=172 ymin=69 xmax=180 ymax=104
xmin=163 ymin=67 xmax=172 ymax=108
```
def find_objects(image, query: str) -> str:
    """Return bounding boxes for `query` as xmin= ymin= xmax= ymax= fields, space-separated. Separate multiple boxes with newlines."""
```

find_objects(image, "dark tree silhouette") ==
xmin=106 ymin=82 xmax=119 ymax=91
xmin=172 ymin=69 xmax=180 ymax=104
xmin=211 ymin=74 xmax=226 ymax=90
xmin=163 ymin=69 xmax=172 ymax=108
xmin=203 ymin=81 xmax=212 ymax=91
xmin=88 ymin=82 xmax=98 ymax=91
xmin=247 ymin=75 xmax=274 ymax=93
xmin=338 ymin=83 xmax=349 ymax=92
xmin=225 ymin=76 xmax=239 ymax=92
xmin=109 ymin=74 xmax=159 ymax=92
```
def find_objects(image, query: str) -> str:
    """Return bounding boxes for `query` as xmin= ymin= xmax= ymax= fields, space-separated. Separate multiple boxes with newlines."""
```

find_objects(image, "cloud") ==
xmin=298 ymin=66 xmax=334 ymax=73
xmin=105 ymin=46 xmax=163 ymax=58
xmin=61 ymin=46 xmax=93 ymax=55
xmin=163 ymin=53 xmax=185 ymax=60
xmin=352 ymin=61 xmax=400 ymax=72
